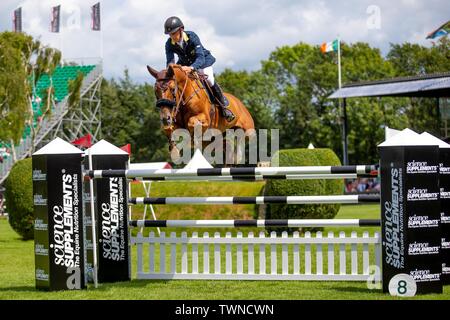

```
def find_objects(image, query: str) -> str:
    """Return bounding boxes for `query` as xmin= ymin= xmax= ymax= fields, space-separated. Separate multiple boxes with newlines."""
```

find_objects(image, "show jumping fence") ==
xmin=111 ymin=165 xmax=382 ymax=282
xmin=33 ymin=137 xmax=447 ymax=294
xmin=131 ymin=220 xmax=382 ymax=281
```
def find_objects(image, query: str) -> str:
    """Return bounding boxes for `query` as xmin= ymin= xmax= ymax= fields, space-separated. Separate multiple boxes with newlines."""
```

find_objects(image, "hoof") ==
xmin=223 ymin=110 xmax=235 ymax=122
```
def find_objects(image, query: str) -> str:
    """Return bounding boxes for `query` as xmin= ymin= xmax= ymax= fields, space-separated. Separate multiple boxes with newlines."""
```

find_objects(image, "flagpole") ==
xmin=97 ymin=2 xmax=103 ymax=65
xmin=100 ymin=27 xmax=104 ymax=64
xmin=337 ymin=36 xmax=342 ymax=89
xmin=58 ymin=5 xmax=63 ymax=63
xmin=60 ymin=23 xmax=63 ymax=63
xmin=88 ymin=146 xmax=99 ymax=288
xmin=337 ymin=36 xmax=348 ymax=165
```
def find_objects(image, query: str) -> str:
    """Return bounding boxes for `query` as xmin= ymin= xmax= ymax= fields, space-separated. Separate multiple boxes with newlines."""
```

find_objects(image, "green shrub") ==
xmin=4 ymin=157 xmax=33 ymax=240
xmin=263 ymin=148 xmax=343 ymax=232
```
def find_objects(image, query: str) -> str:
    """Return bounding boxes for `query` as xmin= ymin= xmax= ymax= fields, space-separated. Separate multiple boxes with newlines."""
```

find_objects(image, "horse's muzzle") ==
xmin=162 ymin=115 xmax=172 ymax=126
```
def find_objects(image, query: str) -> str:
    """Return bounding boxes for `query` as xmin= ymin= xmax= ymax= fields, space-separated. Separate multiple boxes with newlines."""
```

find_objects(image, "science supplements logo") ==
xmin=408 ymin=242 xmax=440 ymax=255
xmin=406 ymin=161 xmax=438 ymax=174
xmin=410 ymin=269 xmax=440 ymax=282
xmin=383 ymin=165 xmax=405 ymax=269
xmin=50 ymin=172 xmax=82 ymax=269
xmin=443 ymin=263 xmax=450 ymax=275
xmin=34 ymin=194 xmax=47 ymax=206
xmin=439 ymin=162 xmax=450 ymax=175
xmin=407 ymin=188 xmax=439 ymax=201
xmin=34 ymin=218 xmax=48 ymax=231
xmin=408 ymin=215 xmax=440 ymax=228
xmin=36 ymin=269 xmax=49 ymax=281
xmin=83 ymin=191 xmax=95 ymax=204
xmin=442 ymin=212 xmax=450 ymax=224
xmin=32 ymin=169 xmax=46 ymax=181
xmin=100 ymin=177 xmax=126 ymax=261
xmin=442 ymin=238 xmax=450 ymax=250
xmin=440 ymin=187 xmax=450 ymax=200
xmin=35 ymin=243 xmax=49 ymax=256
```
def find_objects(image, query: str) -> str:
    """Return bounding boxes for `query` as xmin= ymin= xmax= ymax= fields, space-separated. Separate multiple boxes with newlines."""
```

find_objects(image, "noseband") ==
xmin=155 ymin=68 xmax=199 ymax=128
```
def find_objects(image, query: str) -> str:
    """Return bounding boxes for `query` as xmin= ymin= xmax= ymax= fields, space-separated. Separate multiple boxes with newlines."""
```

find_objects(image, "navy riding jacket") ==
xmin=165 ymin=31 xmax=216 ymax=70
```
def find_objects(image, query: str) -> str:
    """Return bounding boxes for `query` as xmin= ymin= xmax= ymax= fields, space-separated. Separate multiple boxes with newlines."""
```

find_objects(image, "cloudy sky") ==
xmin=0 ymin=0 xmax=447 ymax=83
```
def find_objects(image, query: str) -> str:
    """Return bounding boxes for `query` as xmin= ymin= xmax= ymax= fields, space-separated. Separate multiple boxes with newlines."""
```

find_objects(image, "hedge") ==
xmin=263 ymin=148 xmax=343 ymax=232
xmin=4 ymin=157 xmax=34 ymax=240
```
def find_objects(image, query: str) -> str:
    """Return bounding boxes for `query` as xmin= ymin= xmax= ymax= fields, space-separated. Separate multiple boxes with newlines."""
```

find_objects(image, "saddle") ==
xmin=195 ymin=72 xmax=216 ymax=104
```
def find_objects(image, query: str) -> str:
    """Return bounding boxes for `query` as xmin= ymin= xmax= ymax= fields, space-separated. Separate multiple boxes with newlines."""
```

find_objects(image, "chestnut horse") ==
xmin=147 ymin=63 xmax=255 ymax=164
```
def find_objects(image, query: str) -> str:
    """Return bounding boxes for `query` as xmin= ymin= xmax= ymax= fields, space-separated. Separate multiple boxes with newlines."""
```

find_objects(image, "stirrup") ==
xmin=222 ymin=108 xmax=235 ymax=122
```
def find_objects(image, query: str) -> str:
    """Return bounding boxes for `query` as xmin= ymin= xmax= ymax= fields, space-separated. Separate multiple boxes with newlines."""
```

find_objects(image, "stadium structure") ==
xmin=0 ymin=61 xmax=103 ymax=185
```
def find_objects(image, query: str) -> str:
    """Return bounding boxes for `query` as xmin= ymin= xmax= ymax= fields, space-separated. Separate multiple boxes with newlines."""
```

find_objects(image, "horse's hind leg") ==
xmin=223 ymin=133 xmax=234 ymax=166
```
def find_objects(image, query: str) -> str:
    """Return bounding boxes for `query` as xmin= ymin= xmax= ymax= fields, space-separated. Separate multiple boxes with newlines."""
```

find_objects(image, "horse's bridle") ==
xmin=155 ymin=66 xmax=208 ymax=151
xmin=156 ymin=67 xmax=204 ymax=129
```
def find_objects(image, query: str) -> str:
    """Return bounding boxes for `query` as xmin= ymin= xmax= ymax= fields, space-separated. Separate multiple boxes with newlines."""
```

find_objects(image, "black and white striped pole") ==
xmin=129 ymin=219 xmax=381 ymax=228
xmin=129 ymin=194 xmax=380 ymax=205
xmin=87 ymin=164 xmax=378 ymax=180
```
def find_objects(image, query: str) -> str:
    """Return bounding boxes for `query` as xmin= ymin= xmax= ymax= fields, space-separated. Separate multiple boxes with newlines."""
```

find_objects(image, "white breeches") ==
xmin=199 ymin=66 xmax=215 ymax=86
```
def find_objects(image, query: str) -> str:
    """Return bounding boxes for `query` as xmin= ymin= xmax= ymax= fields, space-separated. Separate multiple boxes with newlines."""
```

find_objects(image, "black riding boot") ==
xmin=212 ymin=83 xmax=235 ymax=122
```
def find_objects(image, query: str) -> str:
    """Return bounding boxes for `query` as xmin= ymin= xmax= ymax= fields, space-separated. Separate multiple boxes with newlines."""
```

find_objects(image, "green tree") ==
xmin=0 ymin=32 xmax=32 ymax=143
xmin=386 ymin=38 xmax=450 ymax=137
xmin=101 ymin=70 xmax=169 ymax=162
xmin=29 ymin=46 xmax=61 ymax=153
xmin=0 ymin=31 xmax=61 ymax=153
xmin=259 ymin=42 xmax=406 ymax=164
xmin=217 ymin=69 xmax=277 ymax=129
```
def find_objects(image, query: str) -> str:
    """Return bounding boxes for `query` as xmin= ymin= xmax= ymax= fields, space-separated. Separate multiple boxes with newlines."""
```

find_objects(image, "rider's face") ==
xmin=170 ymin=29 xmax=182 ymax=43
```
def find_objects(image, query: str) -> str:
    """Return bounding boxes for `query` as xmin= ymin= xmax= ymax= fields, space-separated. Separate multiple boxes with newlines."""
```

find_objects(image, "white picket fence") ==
xmin=132 ymin=230 xmax=382 ymax=281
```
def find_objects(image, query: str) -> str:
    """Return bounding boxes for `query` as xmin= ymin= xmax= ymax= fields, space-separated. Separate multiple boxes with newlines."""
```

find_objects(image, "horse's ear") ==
xmin=146 ymin=65 xmax=159 ymax=79
xmin=166 ymin=65 xmax=174 ymax=78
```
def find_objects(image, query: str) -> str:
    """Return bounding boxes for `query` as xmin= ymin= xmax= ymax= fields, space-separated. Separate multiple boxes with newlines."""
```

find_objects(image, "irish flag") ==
xmin=320 ymin=39 xmax=339 ymax=53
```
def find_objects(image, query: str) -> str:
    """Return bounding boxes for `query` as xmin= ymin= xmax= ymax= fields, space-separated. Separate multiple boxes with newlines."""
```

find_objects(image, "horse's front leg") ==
xmin=165 ymin=125 xmax=183 ymax=162
xmin=187 ymin=115 xmax=209 ymax=150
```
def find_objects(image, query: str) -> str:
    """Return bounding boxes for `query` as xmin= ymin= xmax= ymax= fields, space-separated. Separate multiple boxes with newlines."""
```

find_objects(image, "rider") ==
xmin=163 ymin=16 xmax=235 ymax=122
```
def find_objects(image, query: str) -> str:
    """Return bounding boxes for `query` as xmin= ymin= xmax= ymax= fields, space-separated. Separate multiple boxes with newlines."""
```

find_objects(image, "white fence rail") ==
xmin=132 ymin=230 xmax=382 ymax=281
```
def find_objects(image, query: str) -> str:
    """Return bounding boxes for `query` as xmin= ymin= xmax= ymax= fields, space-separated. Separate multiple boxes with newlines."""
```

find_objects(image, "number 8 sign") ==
xmin=388 ymin=274 xmax=417 ymax=297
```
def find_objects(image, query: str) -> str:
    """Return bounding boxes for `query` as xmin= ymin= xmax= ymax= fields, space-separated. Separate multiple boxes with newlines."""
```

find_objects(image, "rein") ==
xmin=170 ymin=68 xmax=205 ymax=123
xmin=171 ymin=73 xmax=189 ymax=122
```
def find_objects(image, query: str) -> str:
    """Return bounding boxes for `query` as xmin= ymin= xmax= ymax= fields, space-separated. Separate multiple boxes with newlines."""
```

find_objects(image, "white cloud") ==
xmin=0 ymin=0 xmax=447 ymax=83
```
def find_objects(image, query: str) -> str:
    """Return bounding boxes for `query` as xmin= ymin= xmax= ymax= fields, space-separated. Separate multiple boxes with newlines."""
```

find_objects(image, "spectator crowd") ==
xmin=345 ymin=178 xmax=380 ymax=194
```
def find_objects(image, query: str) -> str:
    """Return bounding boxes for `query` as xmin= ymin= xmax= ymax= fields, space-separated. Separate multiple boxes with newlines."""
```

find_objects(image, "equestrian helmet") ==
xmin=164 ymin=16 xmax=184 ymax=34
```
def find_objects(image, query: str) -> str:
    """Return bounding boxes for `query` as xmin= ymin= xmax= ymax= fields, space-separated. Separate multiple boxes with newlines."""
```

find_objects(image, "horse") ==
xmin=147 ymin=64 xmax=255 ymax=164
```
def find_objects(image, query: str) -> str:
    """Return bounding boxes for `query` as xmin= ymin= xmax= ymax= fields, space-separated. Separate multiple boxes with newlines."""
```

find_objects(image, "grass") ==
xmin=1 ymin=204 xmax=449 ymax=300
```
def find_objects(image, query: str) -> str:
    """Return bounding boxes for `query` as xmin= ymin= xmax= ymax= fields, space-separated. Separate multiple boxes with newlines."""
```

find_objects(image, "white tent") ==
xmin=385 ymin=126 xmax=401 ymax=140
xmin=183 ymin=149 xmax=213 ymax=169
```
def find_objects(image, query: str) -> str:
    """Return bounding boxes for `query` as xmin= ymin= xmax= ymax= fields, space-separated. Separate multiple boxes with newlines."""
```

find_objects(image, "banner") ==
xmin=83 ymin=140 xmax=131 ymax=283
xmin=51 ymin=5 xmax=61 ymax=33
xmin=120 ymin=144 xmax=131 ymax=155
xmin=91 ymin=2 xmax=101 ymax=31
xmin=33 ymin=138 xmax=85 ymax=290
xmin=13 ymin=7 xmax=22 ymax=33
xmin=379 ymin=130 xmax=443 ymax=294
xmin=71 ymin=134 xmax=92 ymax=149
xmin=427 ymin=20 xmax=450 ymax=39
